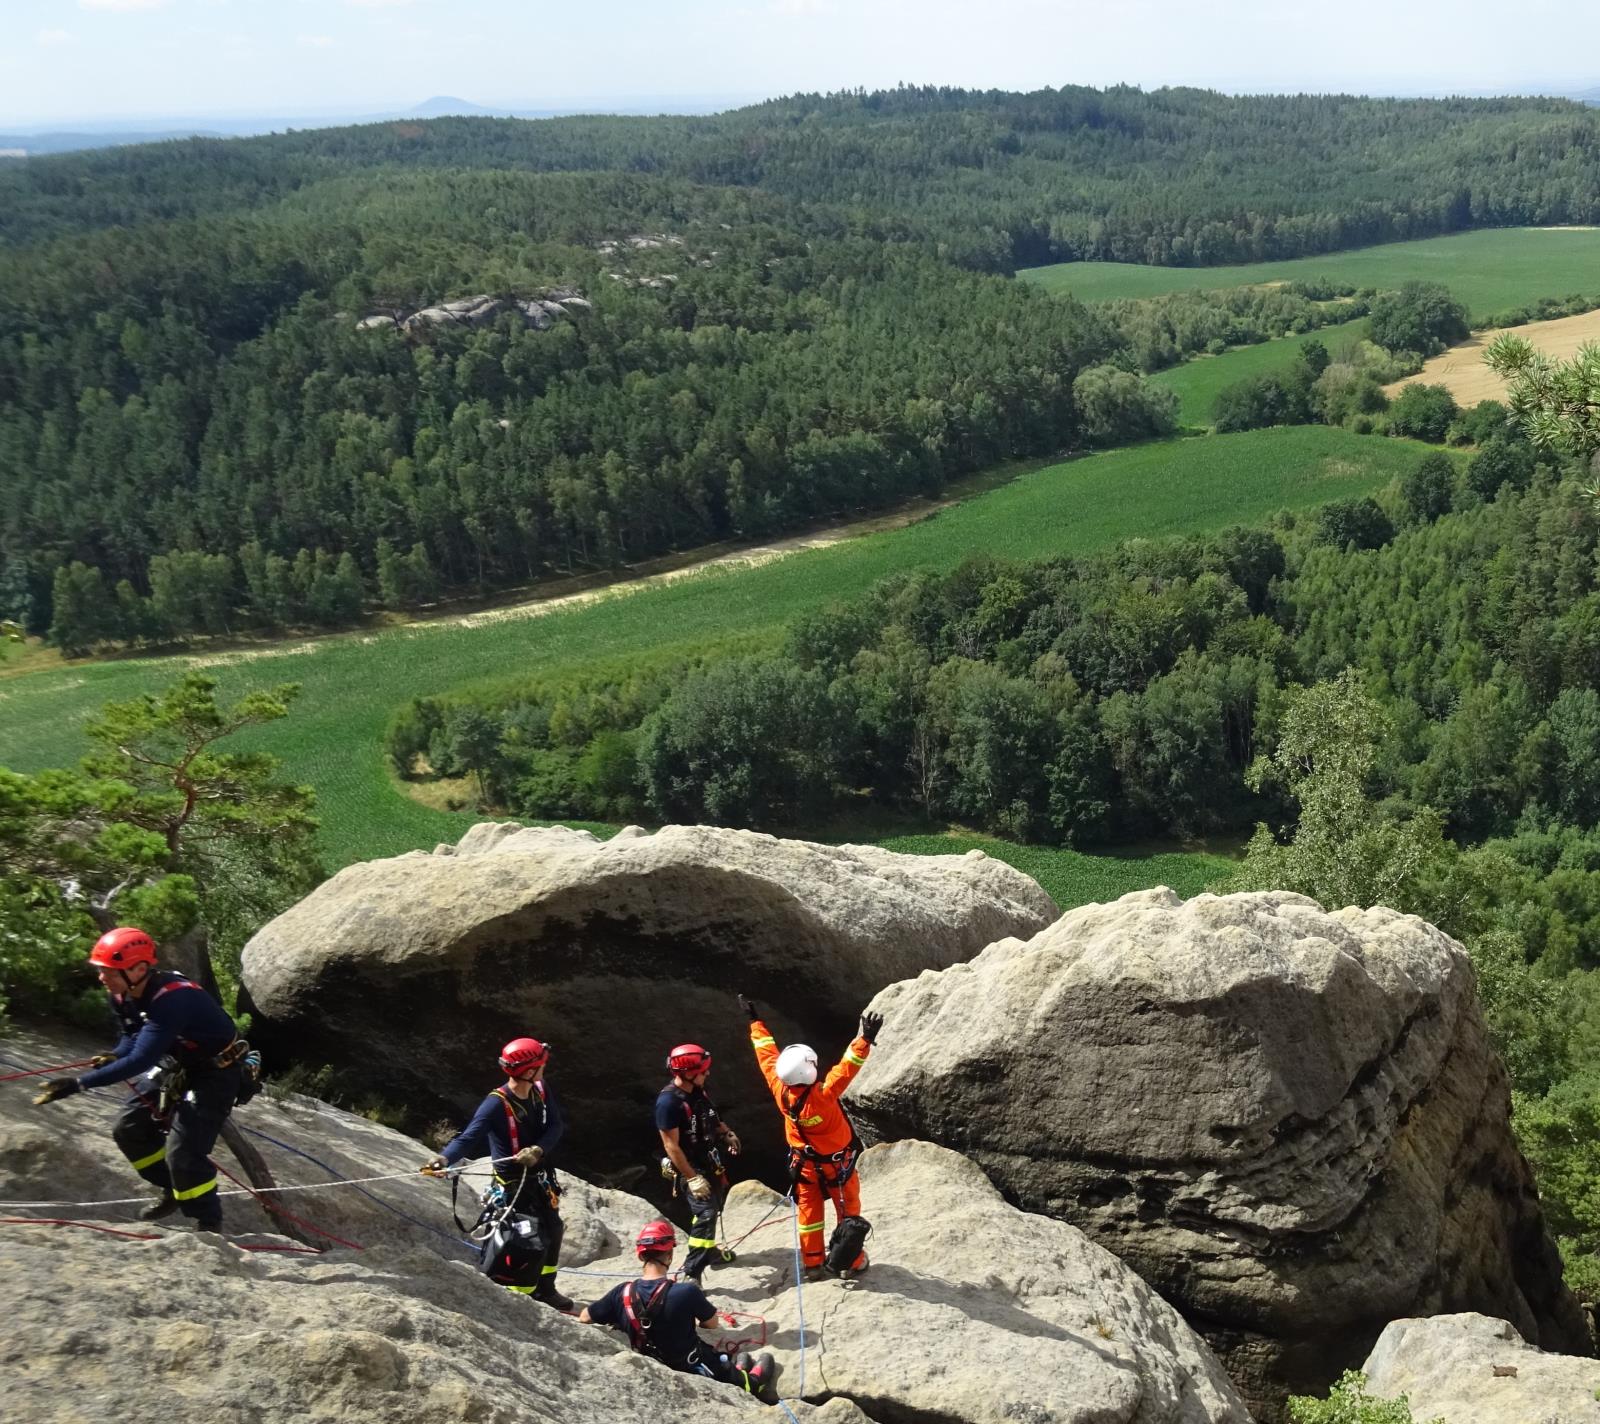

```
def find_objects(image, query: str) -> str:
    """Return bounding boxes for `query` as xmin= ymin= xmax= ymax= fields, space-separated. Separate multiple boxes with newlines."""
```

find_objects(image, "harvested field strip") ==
xmin=1383 ymin=307 xmax=1600 ymax=405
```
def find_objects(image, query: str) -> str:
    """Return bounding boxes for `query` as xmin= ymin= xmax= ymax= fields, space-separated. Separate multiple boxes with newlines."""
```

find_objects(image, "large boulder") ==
xmin=0 ymin=1024 xmax=866 ymax=1424
xmin=4 ymin=1229 xmax=875 ymax=1424
xmin=716 ymin=1141 xmax=1252 ymax=1424
xmin=240 ymin=823 xmax=1056 ymax=1182
xmin=0 ymin=1024 xmax=1243 ymax=1424
xmin=846 ymin=888 xmax=1591 ymax=1419
xmin=1362 ymin=1313 xmax=1600 ymax=1424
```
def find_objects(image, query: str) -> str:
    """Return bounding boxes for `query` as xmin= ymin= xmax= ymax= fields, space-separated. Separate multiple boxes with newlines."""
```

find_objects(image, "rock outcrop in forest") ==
xmin=846 ymin=888 xmax=1592 ymax=1419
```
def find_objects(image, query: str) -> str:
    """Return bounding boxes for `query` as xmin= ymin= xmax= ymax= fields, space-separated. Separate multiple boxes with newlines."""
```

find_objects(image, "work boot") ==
xmin=139 ymin=1192 xmax=179 ymax=1221
xmin=193 ymin=1219 xmax=223 ymax=1235
xmin=801 ymin=1263 xmax=830 ymax=1284
xmin=747 ymin=1351 xmax=779 ymax=1401
xmin=533 ymin=1278 xmax=574 ymax=1312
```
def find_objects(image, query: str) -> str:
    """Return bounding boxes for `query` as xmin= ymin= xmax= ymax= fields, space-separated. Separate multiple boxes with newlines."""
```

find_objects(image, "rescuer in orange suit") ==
xmin=740 ymin=994 xmax=883 ymax=1278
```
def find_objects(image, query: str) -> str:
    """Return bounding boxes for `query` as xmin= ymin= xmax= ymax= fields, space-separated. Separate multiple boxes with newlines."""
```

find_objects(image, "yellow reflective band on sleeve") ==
xmin=686 ymin=1234 xmax=718 ymax=1248
xmin=505 ymin=1284 xmax=538 ymax=1294
xmin=172 ymin=1177 xmax=217 ymax=1201
xmin=128 ymin=1146 xmax=167 ymax=1171
xmin=798 ymin=1222 xmax=825 ymax=1234
xmin=843 ymin=1049 xmax=867 ymax=1066
xmin=752 ymin=1036 xmax=776 ymax=1048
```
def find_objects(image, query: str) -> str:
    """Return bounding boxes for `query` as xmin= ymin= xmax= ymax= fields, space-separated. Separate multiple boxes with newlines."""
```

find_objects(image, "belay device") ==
xmin=824 ymin=1214 xmax=872 ymax=1275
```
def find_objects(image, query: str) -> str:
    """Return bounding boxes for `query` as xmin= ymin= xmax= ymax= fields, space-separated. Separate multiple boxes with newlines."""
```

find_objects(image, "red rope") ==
xmin=3 ymin=1216 xmax=322 ymax=1254
xmin=713 ymin=1310 xmax=769 ymax=1355
xmin=215 ymin=1164 xmax=364 ymax=1252
xmin=0 ymin=1059 xmax=97 ymax=1082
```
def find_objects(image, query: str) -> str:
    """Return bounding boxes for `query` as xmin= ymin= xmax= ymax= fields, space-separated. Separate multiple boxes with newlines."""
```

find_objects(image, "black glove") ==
xmin=88 ymin=1053 xmax=117 ymax=1068
xmin=34 ymin=1078 xmax=82 ymax=1106
xmin=859 ymin=1012 xmax=883 ymax=1045
xmin=737 ymin=994 xmax=760 ymax=1021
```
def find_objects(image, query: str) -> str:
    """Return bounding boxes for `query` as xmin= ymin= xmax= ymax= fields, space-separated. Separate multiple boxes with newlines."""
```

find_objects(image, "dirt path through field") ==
xmin=177 ymin=487 xmax=982 ymax=669
xmin=1384 ymin=307 xmax=1600 ymax=405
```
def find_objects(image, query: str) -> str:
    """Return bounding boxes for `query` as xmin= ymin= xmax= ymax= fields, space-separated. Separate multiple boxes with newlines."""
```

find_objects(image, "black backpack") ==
xmin=477 ymin=1210 xmax=548 ymax=1288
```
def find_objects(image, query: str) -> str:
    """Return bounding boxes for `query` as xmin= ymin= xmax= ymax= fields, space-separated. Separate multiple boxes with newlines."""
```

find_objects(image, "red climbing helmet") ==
xmin=498 ymin=1037 xmax=550 ymax=1075
xmin=666 ymin=1043 xmax=712 ymax=1076
xmin=88 ymin=926 xmax=158 ymax=971
xmin=636 ymin=1218 xmax=677 ymax=1258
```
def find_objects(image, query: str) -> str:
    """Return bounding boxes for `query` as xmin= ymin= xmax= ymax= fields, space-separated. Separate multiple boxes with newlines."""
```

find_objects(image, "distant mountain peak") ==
xmin=411 ymin=96 xmax=491 ymax=117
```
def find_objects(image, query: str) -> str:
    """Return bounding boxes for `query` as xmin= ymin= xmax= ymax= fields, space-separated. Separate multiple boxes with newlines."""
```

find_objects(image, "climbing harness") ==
xmin=619 ymin=1276 xmax=674 ymax=1359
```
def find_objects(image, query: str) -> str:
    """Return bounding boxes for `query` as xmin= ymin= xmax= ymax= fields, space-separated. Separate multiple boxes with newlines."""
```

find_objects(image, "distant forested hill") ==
xmin=5 ymin=83 xmax=1600 ymax=648
xmin=6 ymin=86 xmax=1600 ymax=265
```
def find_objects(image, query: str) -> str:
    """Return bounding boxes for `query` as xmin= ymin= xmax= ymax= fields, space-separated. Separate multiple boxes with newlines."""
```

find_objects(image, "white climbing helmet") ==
xmin=776 ymin=1044 xmax=819 ymax=1087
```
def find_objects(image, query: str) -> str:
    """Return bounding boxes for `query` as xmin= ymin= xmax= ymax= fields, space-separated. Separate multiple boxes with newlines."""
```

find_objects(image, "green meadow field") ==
xmin=1151 ymin=317 xmax=1371 ymax=428
xmin=1 ymin=425 xmax=1458 ymax=894
xmin=1019 ymin=228 xmax=1600 ymax=319
xmin=874 ymin=833 xmax=1237 ymax=910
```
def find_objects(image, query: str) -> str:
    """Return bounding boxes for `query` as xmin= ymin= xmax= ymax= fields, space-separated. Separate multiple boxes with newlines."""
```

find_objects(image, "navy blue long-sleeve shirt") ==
xmin=441 ymin=1081 xmax=564 ymax=1176
xmin=78 ymin=971 xmax=238 ymax=1090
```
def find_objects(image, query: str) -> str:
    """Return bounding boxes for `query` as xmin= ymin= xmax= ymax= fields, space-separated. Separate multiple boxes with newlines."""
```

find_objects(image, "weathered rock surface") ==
xmin=354 ymin=290 xmax=592 ymax=335
xmin=1363 ymin=1313 xmax=1600 ymax=1424
xmin=1 ymin=1025 xmax=1246 ymax=1424
xmin=847 ymin=888 xmax=1591 ymax=1419
xmin=0 ymin=1026 xmax=866 ymax=1424
xmin=715 ymin=1141 xmax=1252 ymax=1424
xmin=0 ymin=1019 xmax=654 ymax=1262
xmin=240 ymin=823 xmax=1056 ymax=1182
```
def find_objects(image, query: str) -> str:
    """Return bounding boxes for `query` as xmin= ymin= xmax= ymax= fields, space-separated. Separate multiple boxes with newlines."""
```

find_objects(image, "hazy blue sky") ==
xmin=3 ymin=0 xmax=1597 ymax=125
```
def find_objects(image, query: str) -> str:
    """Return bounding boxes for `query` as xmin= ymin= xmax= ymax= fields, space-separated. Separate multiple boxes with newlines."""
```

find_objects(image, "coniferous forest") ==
xmin=7 ymin=85 xmax=1600 ymax=648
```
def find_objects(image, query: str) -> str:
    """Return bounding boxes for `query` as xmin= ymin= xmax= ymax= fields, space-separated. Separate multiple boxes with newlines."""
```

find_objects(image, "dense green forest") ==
xmin=7 ymin=84 xmax=1600 ymax=651
xmin=7 ymin=87 xmax=1600 ymax=266
xmin=403 ymin=426 xmax=1562 ymax=850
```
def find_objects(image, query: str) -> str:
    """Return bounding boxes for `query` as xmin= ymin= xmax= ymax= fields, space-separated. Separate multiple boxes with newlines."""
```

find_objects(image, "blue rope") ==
xmin=781 ymin=1189 xmax=808 ymax=1417
xmin=235 ymin=1121 xmax=477 ymax=1256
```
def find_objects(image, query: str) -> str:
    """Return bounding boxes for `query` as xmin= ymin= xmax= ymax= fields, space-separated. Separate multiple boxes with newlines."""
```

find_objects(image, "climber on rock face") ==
xmin=579 ymin=1218 xmax=777 ymax=1402
xmin=33 ymin=926 xmax=257 ymax=1234
xmin=655 ymin=1042 xmax=741 ymax=1283
xmin=421 ymin=1036 xmax=572 ymax=1311
xmin=742 ymin=994 xmax=880 ymax=1280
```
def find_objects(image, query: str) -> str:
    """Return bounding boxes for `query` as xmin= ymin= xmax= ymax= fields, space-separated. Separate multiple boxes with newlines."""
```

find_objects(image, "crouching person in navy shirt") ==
xmin=580 ymin=1219 xmax=778 ymax=1402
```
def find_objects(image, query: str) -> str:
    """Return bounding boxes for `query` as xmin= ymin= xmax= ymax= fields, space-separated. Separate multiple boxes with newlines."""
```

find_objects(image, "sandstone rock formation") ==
xmin=354 ymin=290 xmax=592 ymax=335
xmin=1363 ymin=1313 xmax=1600 ymax=1424
xmin=240 ymin=823 xmax=1056 ymax=1182
xmin=1 ymin=1024 xmax=1247 ymax=1424
xmin=718 ymin=1141 xmax=1252 ymax=1424
xmin=0 ymin=1026 xmax=866 ymax=1424
xmin=846 ymin=887 xmax=1591 ymax=1419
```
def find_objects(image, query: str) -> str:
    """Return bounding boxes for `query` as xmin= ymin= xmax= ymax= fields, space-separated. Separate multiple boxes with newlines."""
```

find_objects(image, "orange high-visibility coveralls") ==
xmin=750 ymin=1019 xmax=871 ymax=1270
